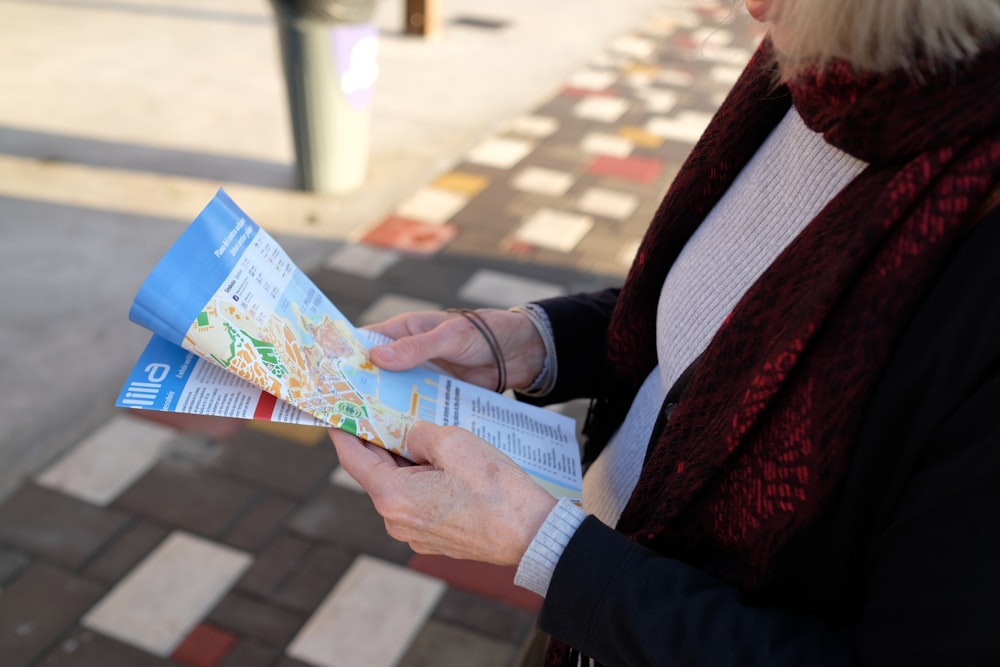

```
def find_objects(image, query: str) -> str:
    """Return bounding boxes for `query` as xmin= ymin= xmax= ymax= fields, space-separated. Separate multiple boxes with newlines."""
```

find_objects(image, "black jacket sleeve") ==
xmin=538 ymin=210 xmax=1000 ymax=667
xmin=542 ymin=517 xmax=855 ymax=666
xmin=522 ymin=288 xmax=620 ymax=405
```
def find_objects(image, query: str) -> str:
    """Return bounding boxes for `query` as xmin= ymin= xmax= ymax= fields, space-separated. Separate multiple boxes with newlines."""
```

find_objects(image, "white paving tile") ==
xmin=625 ymin=71 xmax=656 ymax=88
xmin=710 ymin=64 xmax=746 ymax=84
xmin=512 ymin=166 xmax=575 ymax=197
xmin=639 ymin=24 xmax=673 ymax=40
xmin=619 ymin=239 xmax=642 ymax=266
xmin=566 ymin=68 xmax=617 ymax=91
xmin=646 ymin=110 xmax=714 ymax=144
xmin=502 ymin=114 xmax=559 ymax=138
xmin=692 ymin=26 xmax=733 ymax=47
xmin=651 ymin=8 xmax=702 ymax=30
xmin=580 ymin=132 xmax=634 ymax=158
xmin=638 ymin=89 xmax=679 ymax=114
xmin=323 ymin=244 xmax=400 ymax=279
xmin=703 ymin=46 xmax=755 ymax=66
xmin=286 ymin=555 xmax=445 ymax=667
xmin=359 ymin=294 xmax=440 ymax=326
xmin=330 ymin=465 xmax=366 ymax=493
xmin=609 ymin=35 xmax=656 ymax=59
xmin=82 ymin=531 xmax=251 ymax=657
xmin=639 ymin=17 xmax=675 ymax=38
xmin=466 ymin=137 xmax=534 ymax=169
xmin=572 ymin=96 xmax=630 ymax=124
xmin=657 ymin=68 xmax=695 ymax=87
xmin=457 ymin=269 xmax=567 ymax=308
xmin=513 ymin=208 xmax=594 ymax=253
xmin=395 ymin=187 xmax=469 ymax=225
xmin=588 ymin=53 xmax=618 ymax=68
xmin=36 ymin=415 xmax=174 ymax=506
xmin=577 ymin=187 xmax=640 ymax=220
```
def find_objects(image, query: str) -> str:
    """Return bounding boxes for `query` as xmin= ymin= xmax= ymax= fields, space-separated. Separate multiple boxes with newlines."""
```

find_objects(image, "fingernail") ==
xmin=375 ymin=345 xmax=396 ymax=362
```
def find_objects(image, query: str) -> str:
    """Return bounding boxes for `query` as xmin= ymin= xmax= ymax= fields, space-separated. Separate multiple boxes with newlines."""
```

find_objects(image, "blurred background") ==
xmin=0 ymin=1 xmax=762 ymax=665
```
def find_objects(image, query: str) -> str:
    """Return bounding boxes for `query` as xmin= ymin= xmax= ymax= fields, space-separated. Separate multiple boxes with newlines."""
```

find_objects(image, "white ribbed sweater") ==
xmin=516 ymin=108 xmax=867 ymax=596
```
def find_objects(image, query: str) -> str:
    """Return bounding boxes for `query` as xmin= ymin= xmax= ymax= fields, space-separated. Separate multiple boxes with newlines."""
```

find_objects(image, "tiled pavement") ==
xmin=0 ymin=5 xmax=763 ymax=666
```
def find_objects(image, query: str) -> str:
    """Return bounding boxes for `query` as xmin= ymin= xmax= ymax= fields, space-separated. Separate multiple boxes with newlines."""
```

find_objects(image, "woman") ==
xmin=330 ymin=0 xmax=1000 ymax=664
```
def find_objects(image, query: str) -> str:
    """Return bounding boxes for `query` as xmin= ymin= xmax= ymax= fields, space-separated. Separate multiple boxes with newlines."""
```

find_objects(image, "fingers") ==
xmin=331 ymin=423 xmax=556 ymax=565
xmin=364 ymin=311 xmax=449 ymax=341
xmin=369 ymin=319 xmax=472 ymax=372
xmin=329 ymin=428 xmax=396 ymax=488
xmin=363 ymin=309 xmax=543 ymax=393
xmin=402 ymin=420 xmax=459 ymax=467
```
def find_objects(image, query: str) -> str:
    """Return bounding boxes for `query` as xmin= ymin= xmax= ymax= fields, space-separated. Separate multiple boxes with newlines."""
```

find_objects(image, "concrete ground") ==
xmin=0 ymin=1 xmax=764 ymax=665
xmin=0 ymin=0 xmax=674 ymax=499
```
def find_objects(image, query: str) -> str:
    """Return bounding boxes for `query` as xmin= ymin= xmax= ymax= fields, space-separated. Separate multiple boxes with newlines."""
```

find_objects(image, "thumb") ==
xmin=402 ymin=421 xmax=451 ymax=466
xmin=370 ymin=328 xmax=457 ymax=371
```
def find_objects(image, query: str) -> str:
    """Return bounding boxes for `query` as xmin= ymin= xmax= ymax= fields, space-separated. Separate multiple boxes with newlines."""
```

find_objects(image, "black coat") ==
xmin=529 ymin=205 xmax=1000 ymax=666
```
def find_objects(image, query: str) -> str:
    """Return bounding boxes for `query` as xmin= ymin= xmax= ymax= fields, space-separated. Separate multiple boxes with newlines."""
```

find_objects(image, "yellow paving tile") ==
xmin=617 ymin=125 xmax=664 ymax=148
xmin=433 ymin=171 xmax=491 ymax=196
xmin=247 ymin=421 xmax=327 ymax=446
xmin=623 ymin=63 xmax=661 ymax=77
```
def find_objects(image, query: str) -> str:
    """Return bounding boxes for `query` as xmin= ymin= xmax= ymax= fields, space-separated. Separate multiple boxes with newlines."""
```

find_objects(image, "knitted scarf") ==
xmin=547 ymin=37 xmax=1000 ymax=666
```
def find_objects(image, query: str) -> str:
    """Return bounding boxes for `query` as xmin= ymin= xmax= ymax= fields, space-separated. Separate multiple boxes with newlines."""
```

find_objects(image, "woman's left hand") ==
xmin=329 ymin=421 xmax=557 ymax=566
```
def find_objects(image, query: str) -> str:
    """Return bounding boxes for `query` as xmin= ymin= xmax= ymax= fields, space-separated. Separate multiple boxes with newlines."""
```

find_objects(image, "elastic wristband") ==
xmin=510 ymin=304 xmax=557 ymax=396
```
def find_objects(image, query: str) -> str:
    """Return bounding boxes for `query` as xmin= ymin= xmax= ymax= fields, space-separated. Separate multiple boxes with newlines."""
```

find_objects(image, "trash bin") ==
xmin=270 ymin=0 xmax=379 ymax=195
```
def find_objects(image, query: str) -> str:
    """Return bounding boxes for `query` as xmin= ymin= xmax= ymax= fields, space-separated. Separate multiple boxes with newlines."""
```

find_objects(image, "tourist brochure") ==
xmin=117 ymin=189 xmax=583 ymax=500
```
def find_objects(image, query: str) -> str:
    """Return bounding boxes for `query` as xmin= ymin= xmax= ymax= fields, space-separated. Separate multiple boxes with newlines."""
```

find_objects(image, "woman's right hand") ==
xmin=364 ymin=308 xmax=546 ymax=392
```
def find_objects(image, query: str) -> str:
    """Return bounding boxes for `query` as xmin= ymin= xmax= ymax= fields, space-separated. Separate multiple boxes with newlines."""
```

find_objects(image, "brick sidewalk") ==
xmin=0 ymin=5 xmax=762 ymax=666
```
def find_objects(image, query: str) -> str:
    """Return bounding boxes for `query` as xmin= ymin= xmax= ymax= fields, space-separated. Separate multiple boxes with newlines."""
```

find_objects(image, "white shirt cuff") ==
xmin=514 ymin=498 xmax=587 ymax=597
xmin=510 ymin=303 xmax=558 ymax=397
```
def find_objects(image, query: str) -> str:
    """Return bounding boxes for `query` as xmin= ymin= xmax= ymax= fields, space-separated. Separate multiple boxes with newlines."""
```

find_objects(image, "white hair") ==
xmin=764 ymin=0 xmax=1000 ymax=74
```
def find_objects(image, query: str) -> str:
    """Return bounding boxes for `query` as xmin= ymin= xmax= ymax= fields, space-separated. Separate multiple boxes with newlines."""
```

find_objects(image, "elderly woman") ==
xmin=330 ymin=0 xmax=1000 ymax=664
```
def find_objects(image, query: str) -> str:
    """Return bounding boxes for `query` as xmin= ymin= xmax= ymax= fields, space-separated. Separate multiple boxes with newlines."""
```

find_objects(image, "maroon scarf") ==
xmin=547 ymin=37 xmax=1000 ymax=666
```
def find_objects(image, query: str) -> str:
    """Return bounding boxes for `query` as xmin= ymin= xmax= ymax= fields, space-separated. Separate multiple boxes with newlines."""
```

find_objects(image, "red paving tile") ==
xmin=672 ymin=33 xmax=699 ymax=49
xmin=559 ymin=86 xmax=616 ymax=97
xmin=586 ymin=155 xmax=664 ymax=184
xmin=171 ymin=623 xmax=238 ymax=667
xmin=408 ymin=554 xmax=543 ymax=613
xmin=360 ymin=215 xmax=458 ymax=254
xmin=503 ymin=239 xmax=536 ymax=256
